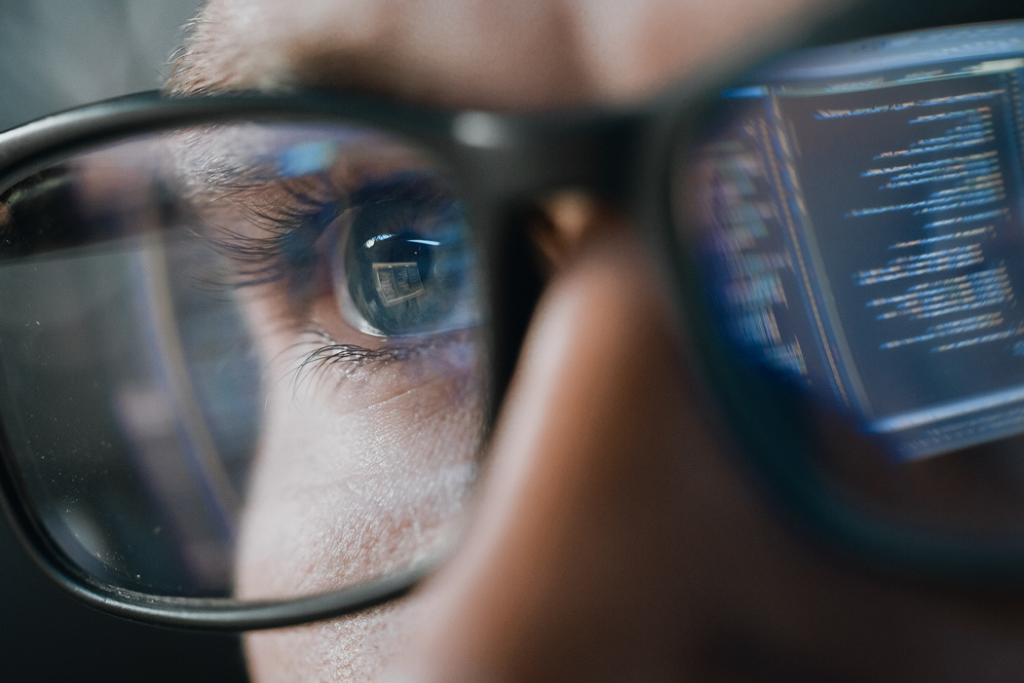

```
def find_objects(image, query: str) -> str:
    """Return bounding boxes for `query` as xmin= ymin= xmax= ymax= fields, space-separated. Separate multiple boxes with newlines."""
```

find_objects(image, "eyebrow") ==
xmin=164 ymin=15 xmax=267 ymax=96
xmin=163 ymin=5 xmax=391 ymax=99
xmin=162 ymin=0 xmax=600 ymax=110
xmin=163 ymin=12 xmax=215 ymax=95
xmin=163 ymin=0 xmax=315 ymax=98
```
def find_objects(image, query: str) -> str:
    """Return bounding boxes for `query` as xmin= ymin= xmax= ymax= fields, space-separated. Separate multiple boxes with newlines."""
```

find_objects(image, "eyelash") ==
xmin=214 ymin=181 xmax=340 ymax=297
xmin=284 ymin=326 xmax=403 ymax=390
xmin=204 ymin=178 xmax=390 ymax=376
xmin=291 ymin=325 xmax=474 ymax=380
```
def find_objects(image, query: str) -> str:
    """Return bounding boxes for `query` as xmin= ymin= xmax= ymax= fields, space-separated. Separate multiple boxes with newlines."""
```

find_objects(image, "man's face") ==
xmin=169 ymin=1 xmax=1024 ymax=681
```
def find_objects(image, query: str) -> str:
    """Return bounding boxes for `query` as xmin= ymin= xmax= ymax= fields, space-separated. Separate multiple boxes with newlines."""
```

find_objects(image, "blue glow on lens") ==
xmin=276 ymin=142 xmax=338 ymax=177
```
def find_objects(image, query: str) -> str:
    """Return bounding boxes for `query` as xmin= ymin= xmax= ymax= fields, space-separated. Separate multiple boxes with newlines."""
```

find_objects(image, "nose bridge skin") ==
xmin=383 ymin=216 xmax=1024 ymax=682
xmin=385 ymin=223 xmax=711 ymax=681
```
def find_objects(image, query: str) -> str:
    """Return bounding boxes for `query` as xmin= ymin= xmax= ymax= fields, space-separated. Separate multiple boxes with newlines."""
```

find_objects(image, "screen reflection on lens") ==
xmin=680 ymin=21 xmax=1024 ymax=534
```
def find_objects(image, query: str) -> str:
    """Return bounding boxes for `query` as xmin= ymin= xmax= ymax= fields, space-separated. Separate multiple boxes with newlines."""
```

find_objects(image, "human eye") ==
xmin=197 ymin=126 xmax=483 ymax=384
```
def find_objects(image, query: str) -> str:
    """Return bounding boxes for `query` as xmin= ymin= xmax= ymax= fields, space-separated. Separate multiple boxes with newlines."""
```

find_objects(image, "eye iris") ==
xmin=339 ymin=187 xmax=475 ymax=337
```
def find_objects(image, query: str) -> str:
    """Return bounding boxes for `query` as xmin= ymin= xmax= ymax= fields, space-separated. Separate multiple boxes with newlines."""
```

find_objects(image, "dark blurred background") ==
xmin=0 ymin=1 xmax=249 ymax=681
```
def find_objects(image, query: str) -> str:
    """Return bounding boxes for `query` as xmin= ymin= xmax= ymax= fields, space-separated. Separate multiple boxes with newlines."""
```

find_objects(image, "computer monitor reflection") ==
xmin=694 ymin=22 xmax=1024 ymax=463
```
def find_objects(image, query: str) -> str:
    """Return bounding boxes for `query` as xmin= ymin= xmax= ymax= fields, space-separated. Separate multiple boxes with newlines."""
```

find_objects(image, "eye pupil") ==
xmin=337 ymin=187 xmax=477 ymax=337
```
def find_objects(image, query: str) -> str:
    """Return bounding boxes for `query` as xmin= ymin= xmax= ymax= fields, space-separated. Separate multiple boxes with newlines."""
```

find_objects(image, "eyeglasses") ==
xmin=0 ymin=0 xmax=1022 ymax=631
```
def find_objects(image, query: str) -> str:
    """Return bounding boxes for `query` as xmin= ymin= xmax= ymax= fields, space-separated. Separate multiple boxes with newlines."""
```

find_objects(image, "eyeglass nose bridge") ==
xmin=444 ymin=107 xmax=688 ymax=425
xmin=449 ymin=108 xmax=648 ymax=208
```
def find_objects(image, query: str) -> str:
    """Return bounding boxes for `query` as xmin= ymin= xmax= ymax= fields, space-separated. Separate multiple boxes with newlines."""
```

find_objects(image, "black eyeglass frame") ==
xmin=0 ymin=0 xmax=1022 ymax=631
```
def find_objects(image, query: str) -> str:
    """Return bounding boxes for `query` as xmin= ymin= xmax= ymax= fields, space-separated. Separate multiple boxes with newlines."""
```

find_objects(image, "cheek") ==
xmin=229 ymin=277 xmax=485 ymax=598
xmin=234 ymin=339 xmax=484 ymax=601
xmin=244 ymin=592 xmax=438 ymax=682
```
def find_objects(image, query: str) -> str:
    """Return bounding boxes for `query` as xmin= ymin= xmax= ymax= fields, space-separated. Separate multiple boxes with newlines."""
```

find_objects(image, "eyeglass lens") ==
xmin=0 ymin=123 xmax=486 ymax=600
xmin=680 ymin=21 xmax=1024 ymax=535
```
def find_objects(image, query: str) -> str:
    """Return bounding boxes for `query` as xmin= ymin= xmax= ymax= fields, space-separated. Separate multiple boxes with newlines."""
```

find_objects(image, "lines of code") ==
xmin=701 ymin=61 xmax=1024 ymax=458
xmin=775 ymin=70 xmax=1024 ymax=432
xmin=696 ymin=119 xmax=818 ymax=385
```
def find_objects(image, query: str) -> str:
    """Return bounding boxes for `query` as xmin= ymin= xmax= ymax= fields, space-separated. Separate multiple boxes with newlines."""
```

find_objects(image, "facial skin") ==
xmin=168 ymin=1 xmax=1024 ymax=681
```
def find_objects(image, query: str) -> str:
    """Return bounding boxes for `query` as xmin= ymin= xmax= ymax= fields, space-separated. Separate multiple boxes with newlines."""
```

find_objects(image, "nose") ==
xmin=386 ymin=221 xmax=709 ymax=681
xmin=381 ymin=202 xmax=1024 ymax=682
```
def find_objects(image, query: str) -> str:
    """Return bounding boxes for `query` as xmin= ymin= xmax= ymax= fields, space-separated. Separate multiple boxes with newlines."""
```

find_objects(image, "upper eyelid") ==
xmin=198 ymin=167 xmax=459 ymax=306
xmin=198 ymin=161 xmax=460 ymax=245
xmin=198 ymin=180 xmax=345 ymax=294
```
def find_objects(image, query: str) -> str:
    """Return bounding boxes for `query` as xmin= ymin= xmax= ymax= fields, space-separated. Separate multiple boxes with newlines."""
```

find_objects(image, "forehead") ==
xmin=172 ymin=0 xmax=846 ymax=107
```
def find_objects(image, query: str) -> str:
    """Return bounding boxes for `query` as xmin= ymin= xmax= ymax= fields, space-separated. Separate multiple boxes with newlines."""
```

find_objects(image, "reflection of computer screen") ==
xmin=700 ymin=23 xmax=1024 ymax=461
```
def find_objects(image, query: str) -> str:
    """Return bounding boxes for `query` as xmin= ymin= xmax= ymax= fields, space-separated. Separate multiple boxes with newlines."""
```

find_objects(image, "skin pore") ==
xmin=169 ymin=1 xmax=1024 ymax=681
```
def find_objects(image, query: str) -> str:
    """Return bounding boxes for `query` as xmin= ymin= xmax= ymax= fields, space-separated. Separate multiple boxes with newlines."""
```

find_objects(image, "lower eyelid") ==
xmin=285 ymin=326 xmax=483 ymax=417
xmin=296 ymin=324 xmax=480 ymax=371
